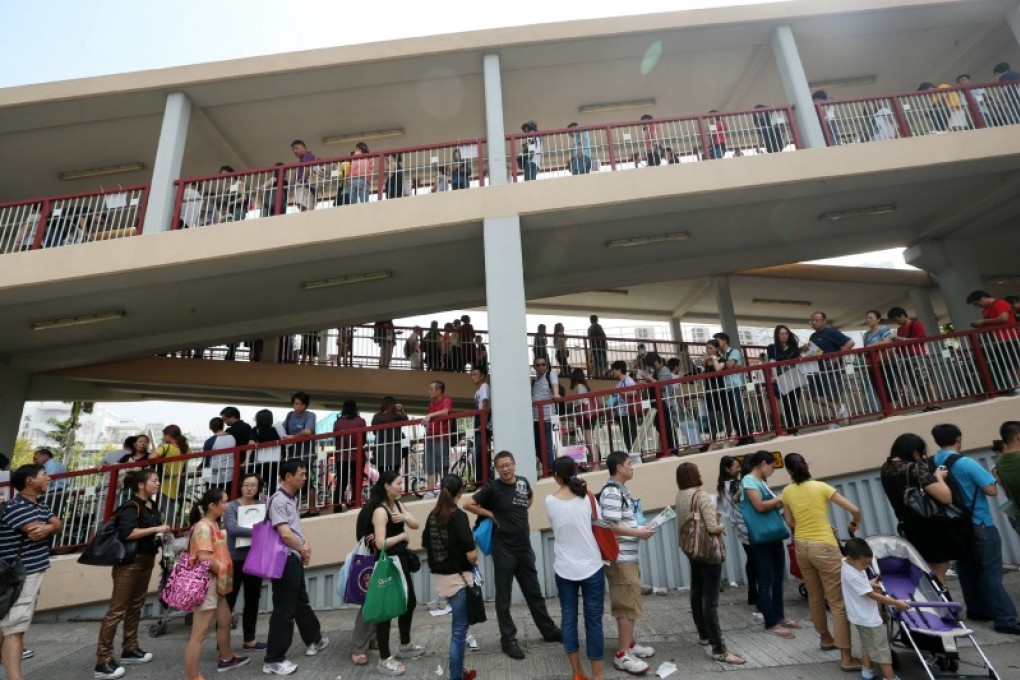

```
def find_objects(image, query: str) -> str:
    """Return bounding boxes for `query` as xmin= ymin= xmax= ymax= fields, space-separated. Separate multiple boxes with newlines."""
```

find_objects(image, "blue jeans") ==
xmin=957 ymin=523 xmax=1017 ymax=627
xmin=347 ymin=177 xmax=369 ymax=204
xmin=522 ymin=161 xmax=538 ymax=181
xmin=533 ymin=421 xmax=554 ymax=471
xmin=570 ymin=155 xmax=592 ymax=175
xmin=555 ymin=568 xmax=605 ymax=660
xmin=448 ymin=587 xmax=469 ymax=680
xmin=749 ymin=541 xmax=786 ymax=629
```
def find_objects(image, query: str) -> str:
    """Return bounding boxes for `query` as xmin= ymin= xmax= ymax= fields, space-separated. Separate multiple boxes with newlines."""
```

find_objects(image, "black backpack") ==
xmin=597 ymin=479 xmax=630 ymax=510
xmin=941 ymin=454 xmax=979 ymax=529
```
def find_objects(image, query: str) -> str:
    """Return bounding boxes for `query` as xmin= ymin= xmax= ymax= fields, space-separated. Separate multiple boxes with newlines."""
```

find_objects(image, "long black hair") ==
xmin=189 ymin=487 xmax=226 ymax=525
xmin=889 ymin=433 xmax=926 ymax=462
xmin=784 ymin=452 xmax=811 ymax=484
xmin=123 ymin=467 xmax=157 ymax=494
xmin=432 ymin=474 xmax=463 ymax=527
xmin=367 ymin=469 xmax=401 ymax=512
xmin=717 ymin=455 xmax=738 ymax=497
xmin=552 ymin=456 xmax=586 ymax=497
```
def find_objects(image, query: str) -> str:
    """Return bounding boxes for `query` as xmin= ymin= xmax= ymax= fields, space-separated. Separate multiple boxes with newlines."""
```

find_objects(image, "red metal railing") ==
xmin=0 ymin=185 xmax=148 ymax=254
xmin=815 ymin=80 xmax=1020 ymax=146
xmin=170 ymin=138 xmax=487 ymax=229
xmin=533 ymin=323 xmax=1020 ymax=474
xmin=504 ymin=105 xmax=798 ymax=182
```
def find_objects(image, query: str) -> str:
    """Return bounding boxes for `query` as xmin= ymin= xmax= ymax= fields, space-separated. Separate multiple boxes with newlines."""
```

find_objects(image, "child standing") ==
xmin=840 ymin=539 xmax=909 ymax=680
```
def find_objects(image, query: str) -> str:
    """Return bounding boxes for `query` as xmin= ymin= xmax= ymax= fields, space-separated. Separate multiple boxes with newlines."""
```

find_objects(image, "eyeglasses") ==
xmin=534 ymin=362 xmax=547 ymax=367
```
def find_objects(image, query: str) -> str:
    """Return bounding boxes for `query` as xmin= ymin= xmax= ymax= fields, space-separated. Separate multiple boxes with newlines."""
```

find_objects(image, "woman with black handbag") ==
xmin=424 ymin=474 xmax=480 ymax=680
xmin=880 ymin=433 xmax=958 ymax=584
xmin=94 ymin=468 xmax=170 ymax=680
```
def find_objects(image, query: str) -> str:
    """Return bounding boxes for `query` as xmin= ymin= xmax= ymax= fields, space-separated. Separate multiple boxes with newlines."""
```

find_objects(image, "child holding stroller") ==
xmin=841 ymin=538 xmax=910 ymax=680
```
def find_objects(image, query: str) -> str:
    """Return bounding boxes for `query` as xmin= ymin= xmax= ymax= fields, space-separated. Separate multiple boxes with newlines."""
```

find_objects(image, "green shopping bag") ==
xmin=362 ymin=546 xmax=408 ymax=624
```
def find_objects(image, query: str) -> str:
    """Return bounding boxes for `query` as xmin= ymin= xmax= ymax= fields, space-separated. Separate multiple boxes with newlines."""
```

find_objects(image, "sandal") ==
xmin=397 ymin=642 xmax=425 ymax=659
xmin=351 ymin=653 xmax=368 ymax=666
xmin=378 ymin=656 xmax=406 ymax=676
xmin=780 ymin=618 xmax=802 ymax=629
xmin=697 ymin=638 xmax=710 ymax=646
xmin=840 ymin=659 xmax=864 ymax=672
xmin=767 ymin=626 xmax=796 ymax=639
xmin=714 ymin=652 xmax=746 ymax=665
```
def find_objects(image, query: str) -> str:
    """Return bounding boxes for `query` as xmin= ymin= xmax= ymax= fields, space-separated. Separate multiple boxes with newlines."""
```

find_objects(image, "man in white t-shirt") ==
xmin=471 ymin=367 xmax=492 ymax=481
xmin=531 ymin=357 xmax=558 ymax=472
xmin=599 ymin=451 xmax=656 ymax=675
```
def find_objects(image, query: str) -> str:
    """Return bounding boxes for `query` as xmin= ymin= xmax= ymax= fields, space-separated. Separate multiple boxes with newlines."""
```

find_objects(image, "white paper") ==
xmin=234 ymin=504 xmax=266 ymax=548
xmin=644 ymin=506 xmax=676 ymax=531
xmin=656 ymin=661 xmax=678 ymax=678
xmin=428 ymin=606 xmax=452 ymax=617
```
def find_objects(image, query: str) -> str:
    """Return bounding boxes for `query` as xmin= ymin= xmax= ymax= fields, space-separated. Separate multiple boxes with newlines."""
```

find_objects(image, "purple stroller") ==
xmin=865 ymin=535 xmax=1000 ymax=679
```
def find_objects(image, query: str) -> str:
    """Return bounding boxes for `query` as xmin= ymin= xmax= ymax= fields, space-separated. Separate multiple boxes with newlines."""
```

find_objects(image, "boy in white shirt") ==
xmin=841 ymin=539 xmax=909 ymax=680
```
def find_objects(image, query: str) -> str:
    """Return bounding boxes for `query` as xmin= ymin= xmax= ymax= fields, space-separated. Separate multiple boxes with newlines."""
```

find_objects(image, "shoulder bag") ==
xmin=159 ymin=525 xmax=212 ymax=611
xmin=462 ymin=572 xmax=487 ymax=625
xmin=338 ymin=536 xmax=376 ymax=605
xmin=903 ymin=463 xmax=964 ymax=523
xmin=588 ymin=492 xmax=620 ymax=562
xmin=679 ymin=491 xmax=725 ymax=564
xmin=739 ymin=480 xmax=790 ymax=545
xmin=0 ymin=504 xmax=27 ymax=619
xmin=243 ymin=496 xmax=290 ymax=579
xmin=78 ymin=501 xmax=142 ymax=567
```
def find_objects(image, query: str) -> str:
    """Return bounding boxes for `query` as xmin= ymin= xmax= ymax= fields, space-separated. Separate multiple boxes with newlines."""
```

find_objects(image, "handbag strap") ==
xmin=587 ymin=492 xmax=598 ymax=523
xmin=689 ymin=490 xmax=702 ymax=521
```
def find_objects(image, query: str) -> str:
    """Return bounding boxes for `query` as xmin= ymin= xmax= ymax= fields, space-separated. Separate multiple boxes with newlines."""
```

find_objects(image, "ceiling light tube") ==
xmin=752 ymin=298 xmax=812 ymax=307
xmin=605 ymin=232 xmax=689 ymax=248
xmin=323 ymin=129 xmax=404 ymax=145
xmin=808 ymin=75 xmax=877 ymax=89
xmin=59 ymin=163 xmax=146 ymax=181
xmin=578 ymin=98 xmax=656 ymax=114
xmin=301 ymin=270 xmax=392 ymax=291
xmin=32 ymin=309 xmax=126 ymax=331
xmin=819 ymin=205 xmax=896 ymax=221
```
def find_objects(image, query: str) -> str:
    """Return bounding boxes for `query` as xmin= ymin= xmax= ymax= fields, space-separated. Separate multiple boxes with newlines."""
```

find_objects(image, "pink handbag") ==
xmin=160 ymin=549 xmax=211 ymax=611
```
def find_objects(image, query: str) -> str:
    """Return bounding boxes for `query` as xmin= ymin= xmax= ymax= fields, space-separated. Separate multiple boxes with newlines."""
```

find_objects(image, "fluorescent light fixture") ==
xmin=605 ymin=231 xmax=689 ymax=248
xmin=323 ymin=129 xmax=404 ymax=146
xmin=32 ymin=309 xmax=126 ymax=331
xmin=579 ymin=98 xmax=656 ymax=115
xmin=991 ymin=276 xmax=1020 ymax=285
xmin=301 ymin=270 xmax=392 ymax=291
xmin=819 ymin=204 xmax=896 ymax=221
xmin=808 ymin=75 xmax=877 ymax=89
xmin=59 ymin=163 xmax=145 ymax=181
xmin=752 ymin=298 xmax=812 ymax=307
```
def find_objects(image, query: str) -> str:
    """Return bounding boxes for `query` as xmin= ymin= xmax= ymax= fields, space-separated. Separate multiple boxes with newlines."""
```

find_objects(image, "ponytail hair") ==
xmin=552 ymin=456 xmax=587 ymax=498
xmin=189 ymin=487 xmax=226 ymax=525
xmin=123 ymin=467 xmax=157 ymax=493
xmin=432 ymin=474 xmax=463 ymax=527
xmin=162 ymin=424 xmax=190 ymax=455
xmin=784 ymin=452 xmax=811 ymax=484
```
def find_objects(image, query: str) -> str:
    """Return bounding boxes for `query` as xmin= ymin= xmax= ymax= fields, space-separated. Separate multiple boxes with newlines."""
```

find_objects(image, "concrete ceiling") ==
xmin=2 ymin=0 xmax=1019 ymax=201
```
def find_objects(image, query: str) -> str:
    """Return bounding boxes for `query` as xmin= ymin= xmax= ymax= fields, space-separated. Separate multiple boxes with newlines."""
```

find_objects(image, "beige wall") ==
xmin=37 ymin=396 xmax=1016 ymax=611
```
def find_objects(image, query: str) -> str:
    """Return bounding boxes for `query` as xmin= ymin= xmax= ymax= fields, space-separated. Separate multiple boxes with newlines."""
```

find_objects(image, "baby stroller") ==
xmin=149 ymin=533 xmax=192 ymax=637
xmin=865 ymin=534 xmax=1001 ymax=679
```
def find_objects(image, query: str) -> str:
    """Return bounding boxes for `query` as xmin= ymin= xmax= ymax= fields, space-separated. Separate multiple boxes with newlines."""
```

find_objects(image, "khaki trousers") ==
xmin=795 ymin=539 xmax=850 ymax=650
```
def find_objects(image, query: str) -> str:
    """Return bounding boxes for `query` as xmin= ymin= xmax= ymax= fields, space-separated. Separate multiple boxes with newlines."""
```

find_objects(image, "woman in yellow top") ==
xmin=780 ymin=453 xmax=863 ymax=672
xmin=184 ymin=488 xmax=249 ymax=680
xmin=154 ymin=424 xmax=189 ymax=526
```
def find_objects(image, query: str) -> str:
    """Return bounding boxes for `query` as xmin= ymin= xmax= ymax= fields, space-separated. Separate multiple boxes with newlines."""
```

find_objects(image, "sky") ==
xmin=10 ymin=0 xmax=908 ymax=443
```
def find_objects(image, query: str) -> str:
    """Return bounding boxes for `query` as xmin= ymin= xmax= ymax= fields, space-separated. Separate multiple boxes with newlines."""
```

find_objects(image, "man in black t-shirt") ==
xmin=464 ymin=451 xmax=560 ymax=659
xmin=220 ymin=406 xmax=255 ymax=464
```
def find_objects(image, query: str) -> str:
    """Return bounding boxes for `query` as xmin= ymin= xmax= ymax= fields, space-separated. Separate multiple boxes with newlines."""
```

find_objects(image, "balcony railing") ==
xmin=0 ymin=186 xmax=148 ymax=254
xmin=505 ymin=106 xmax=798 ymax=182
xmin=171 ymin=139 xmax=486 ymax=228
xmin=815 ymin=80 xmax=1020 ymax=146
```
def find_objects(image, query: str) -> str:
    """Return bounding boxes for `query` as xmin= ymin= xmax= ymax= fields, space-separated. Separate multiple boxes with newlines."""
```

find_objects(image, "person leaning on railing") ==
xmin=153 ymin=425 xmax=188 ymax=527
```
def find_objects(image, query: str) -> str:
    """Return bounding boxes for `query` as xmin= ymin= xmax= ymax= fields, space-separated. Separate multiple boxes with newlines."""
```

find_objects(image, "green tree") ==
xmin=45 ymin=401 xmax=94 ymax=462
xmin=11 ymin=437 xmax=34 ymax=467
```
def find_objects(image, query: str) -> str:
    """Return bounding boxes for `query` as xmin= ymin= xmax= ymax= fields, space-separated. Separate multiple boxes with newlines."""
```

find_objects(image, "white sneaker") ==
xmin=946 ymin=568 xmax=958 ymax=579
xmin=613 ymin=651 xmax=649 ymax=675
xmin=305 ymin=635 xmax=330 ymax=656
xmin=262 ymin=660 xmax=298 ymax=675
xmin=466 ymin=634 xmax=479 ymax=651
xmin=630 ymin=641 xmax=655 ymax=658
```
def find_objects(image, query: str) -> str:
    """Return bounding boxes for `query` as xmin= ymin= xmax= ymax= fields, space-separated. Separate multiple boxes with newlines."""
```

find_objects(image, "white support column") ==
xmin=1008 ymin=4 xmax=1020 ymax=47
xmin=483 ymin=215 xmax=535 ymax=480
xmin=483 ymin=54 xmax=508 ymax=187
xmin=904 ymin=240 xmax=984 ymax=329
xmin=0 ymin=364 xmax=29 ymax=456
xmin=909 ymin=288 xmax=941 ymax=336
xmin=771 ymin=25 xmax=826 ymax=149
xmin=713 ymin=275 xmax=740 ymax=349
xmin=669 ymin=317 xmax=685 ymax=345
xmin=143 ymin=92 xmax=192 ymax=234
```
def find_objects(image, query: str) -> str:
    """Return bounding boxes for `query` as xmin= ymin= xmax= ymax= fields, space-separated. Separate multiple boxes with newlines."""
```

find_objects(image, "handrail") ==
xmin=0 ymin=184 xmax=151 ymax=211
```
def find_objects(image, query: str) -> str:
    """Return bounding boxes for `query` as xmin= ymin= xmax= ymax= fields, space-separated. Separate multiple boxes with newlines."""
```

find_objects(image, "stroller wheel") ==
xmin=148 ymin=622 xmax=167 ymax=638
xmin=798 ymin=583 xmax=808 ymax=599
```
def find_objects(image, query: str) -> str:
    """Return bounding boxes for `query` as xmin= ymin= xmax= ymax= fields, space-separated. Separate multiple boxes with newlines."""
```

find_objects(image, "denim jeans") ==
xmin=749 ymin=541 xmax=786 ymax=628
xmin=555 ymin=568 xmax=605 ymax=660
xmin=347 ymin=177 xmax=369 ymax=204
xmin=522 ymin=161 xmax=538 ymax=181
xmin=957 ymin=523 xmax=1018 ymax=627
xmin=570 ymin=155 xmax=592 ymax=175
xmin=447 ymin=587 xmax=469 ymax=680
xmin=533 ymin=421 xmax=555 ymax=471
xmin=266 ymin=554 xmax=323 ymax=663
xmin=721 ymin=386 xmax=750 ymax=438
xmin=688 ymin=558 xmax=725 ymax=655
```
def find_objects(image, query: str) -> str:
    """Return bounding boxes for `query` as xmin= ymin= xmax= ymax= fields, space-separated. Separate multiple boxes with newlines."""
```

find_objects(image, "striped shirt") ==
xmin=599 ymin=480 xmax=639 ymax=563
xmin=0 ymin=496 xmax=55 ymax=574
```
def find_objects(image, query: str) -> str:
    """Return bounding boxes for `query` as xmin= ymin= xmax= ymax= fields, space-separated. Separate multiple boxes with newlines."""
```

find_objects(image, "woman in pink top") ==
xmin=707 ymin=110 xmax=727 ymax=159
xmin=347 ymin=142 xmax=374 ymax=204
xmin=640 ymin=115 xmax=663 ymax=166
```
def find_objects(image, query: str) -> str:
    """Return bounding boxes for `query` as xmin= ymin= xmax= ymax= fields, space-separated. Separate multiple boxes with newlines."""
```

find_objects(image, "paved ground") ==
xmin=12 ymin=572 xmax=1020 ymax=679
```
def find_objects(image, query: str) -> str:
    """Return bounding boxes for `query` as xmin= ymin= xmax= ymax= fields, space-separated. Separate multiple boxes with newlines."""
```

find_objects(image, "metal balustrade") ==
xmin=816 ymin=80 xmax=1020 ymax=145
xmin=0 ymin=186 xmax=148 ymax=254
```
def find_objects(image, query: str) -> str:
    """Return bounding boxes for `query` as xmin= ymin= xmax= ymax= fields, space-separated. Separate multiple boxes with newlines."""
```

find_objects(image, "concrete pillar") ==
xmin=263 ymin=338 xmax=281 ymax=363
xmin=669 ymin=317 xmax=685 ymax=346
xmin=909 ymin=288 xmax=941 ymax=336
xmin=904 ymin=240 xmax=984 ymax=329
xmin=482 ymin=54 xmax=508 ymax=187
xmin=143 ymin=92 xmax=192 ymax=234
xmin=0 ymin=364 xmax=29 ymax=456
xmin=771 ymin=26 xmax=827 ymax=149
xmin=712 ymin=275 xmax=740 ymax=348
xmin=483 ymin=215 xmax=535 ymax=479
xmin=1008 ymin=4 xmax=1020 ymax=47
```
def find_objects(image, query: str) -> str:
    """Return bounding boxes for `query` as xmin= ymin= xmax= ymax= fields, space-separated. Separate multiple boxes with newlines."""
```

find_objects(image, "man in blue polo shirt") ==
xmin=932 ymin=423 xmax=1020 ymax=634
xmin=803 ymin=311 xmax=855 ymax=427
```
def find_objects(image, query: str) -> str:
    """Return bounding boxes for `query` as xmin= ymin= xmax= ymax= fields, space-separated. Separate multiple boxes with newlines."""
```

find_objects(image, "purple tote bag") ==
xmin=243 ymin=498 xmax=289 ymax=579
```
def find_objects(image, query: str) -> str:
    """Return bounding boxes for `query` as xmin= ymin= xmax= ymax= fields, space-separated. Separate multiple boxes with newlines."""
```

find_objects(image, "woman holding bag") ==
xmin=675 ymin=462 xmax=745 ymax=665
xmin=184 ymin=488 xmax=250 ymax=680
xmin=780 ymin=453 xmax=862 ymax=672
xmin=424 ymin=474 xmax=479 ymax=680
xmin=224 ymin=473 xmax=267 ymax=652
xmin=740 ymin=450 xmax=800 ymax=639
xmin=94 ymin=468 xmax=170 ymax=680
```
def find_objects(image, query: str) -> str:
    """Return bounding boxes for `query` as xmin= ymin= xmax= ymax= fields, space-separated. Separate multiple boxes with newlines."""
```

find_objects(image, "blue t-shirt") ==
xmin=809 ymin=326 xmax=852 ymax=354
xmin=934 ymin=449 xmax=996 ymax=527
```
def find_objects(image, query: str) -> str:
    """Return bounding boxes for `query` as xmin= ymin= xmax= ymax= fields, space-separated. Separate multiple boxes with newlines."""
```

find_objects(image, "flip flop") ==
xmin=351 ymin=653 xmax=369 ymax=666
xmin=767 ymin=626 xmax=796 ymax=639
xmin=780 ymin=619 xmax=803 ymax=629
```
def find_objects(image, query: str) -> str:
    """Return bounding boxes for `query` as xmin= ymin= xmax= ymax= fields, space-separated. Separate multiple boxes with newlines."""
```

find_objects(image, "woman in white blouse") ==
xmin=545 ymin=457 xmax=605 ymax=680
